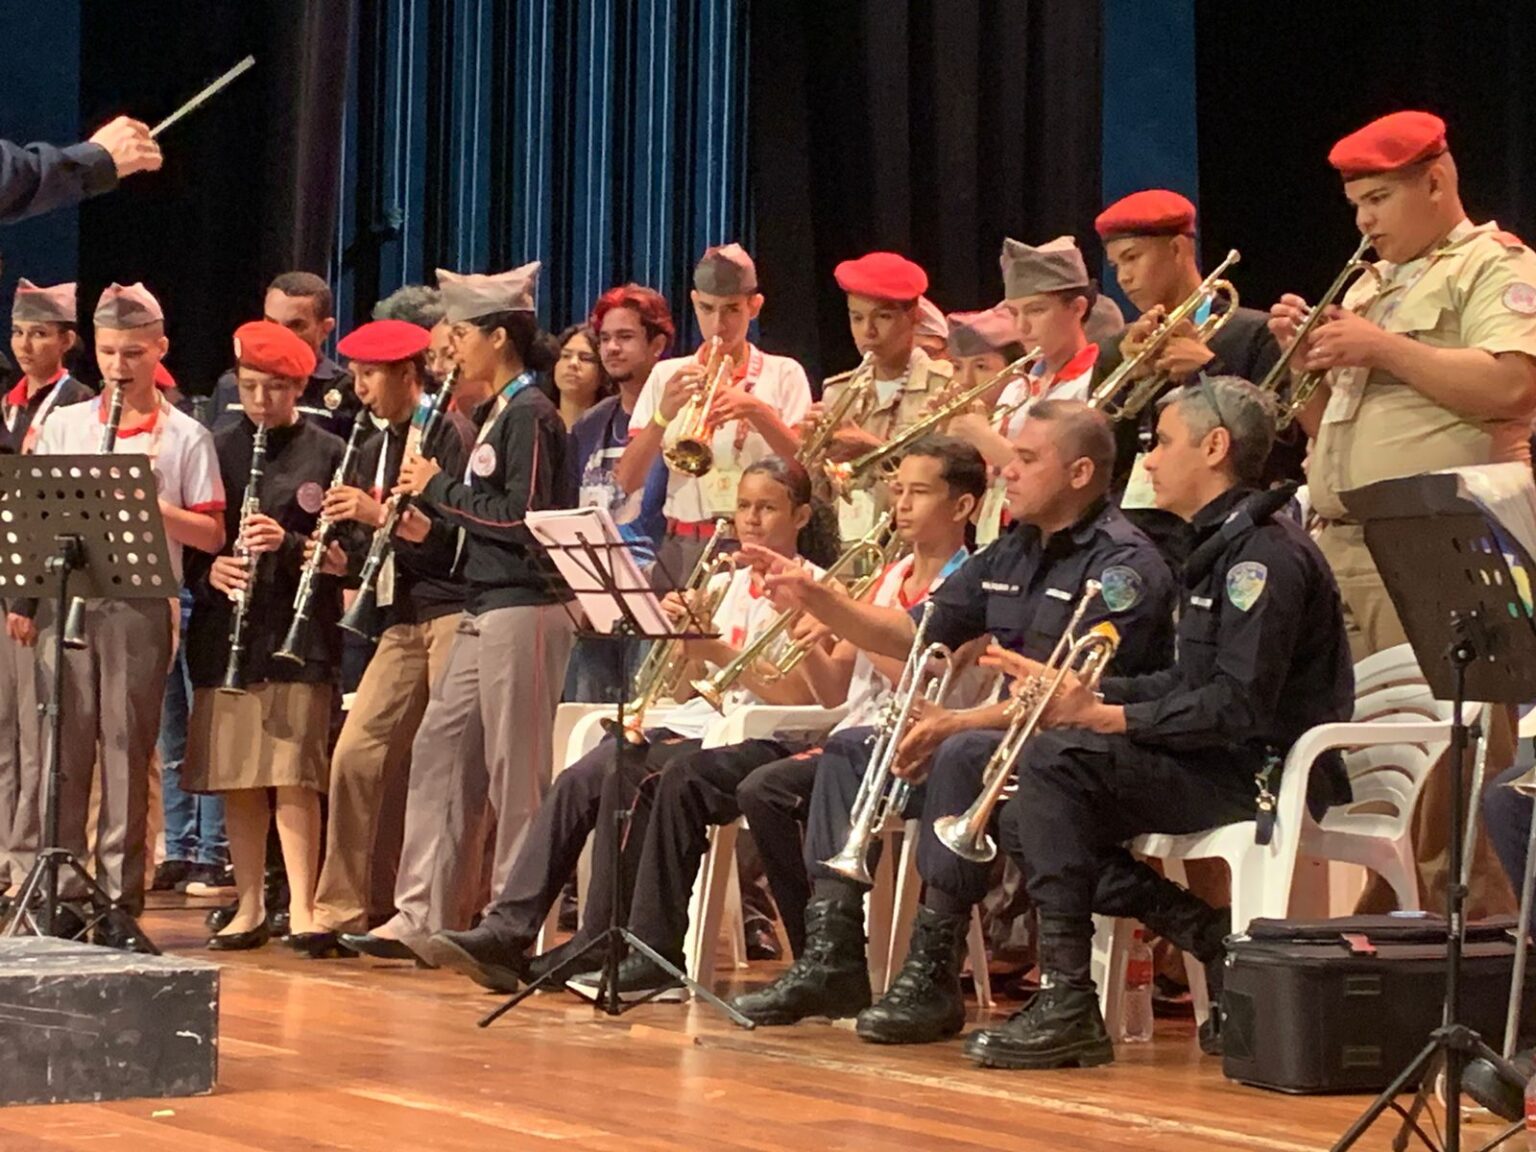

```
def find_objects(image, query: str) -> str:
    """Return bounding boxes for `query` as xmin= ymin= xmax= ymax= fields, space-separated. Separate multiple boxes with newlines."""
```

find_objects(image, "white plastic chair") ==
xmin=1094 ymin=644 xmax=1459 ymax=1031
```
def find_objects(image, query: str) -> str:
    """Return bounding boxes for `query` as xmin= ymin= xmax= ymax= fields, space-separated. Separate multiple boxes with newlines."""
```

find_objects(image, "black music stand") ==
xmin=0 ymin=455 xmax=176 ymax=954
xmin=478 ymin=523 xmax=754 ymax=1029
xmin=1330 ymin=473 xmax=1536 ymax=1152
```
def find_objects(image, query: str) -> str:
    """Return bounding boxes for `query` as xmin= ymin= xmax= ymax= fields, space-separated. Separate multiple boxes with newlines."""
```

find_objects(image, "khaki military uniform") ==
xmin=1307 ymin=218 xmax=1536 ymax=917
xmin=821 ymin=348 xmax=953 ymax=540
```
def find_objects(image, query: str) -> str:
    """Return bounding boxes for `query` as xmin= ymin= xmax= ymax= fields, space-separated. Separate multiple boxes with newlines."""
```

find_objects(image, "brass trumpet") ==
xmin=1087 ymin=248 xmax=1242 ymax=422
xmin=824 ymin=349 xmax=1041 ymax=499
xmin=663 ymin=337 xmax=733 ymax=477
xmin=932 ymin=581 xmax=1120 ymax=863
xmin=1258 ymin=236 xmax=1381 ymax=430
xmin=798 ymin=351 xmax=877 ymax=472
xmin=690 ymin=513 xmax=901 ymax=711
xmin=822 ymin=600 xmax=955 ymax=886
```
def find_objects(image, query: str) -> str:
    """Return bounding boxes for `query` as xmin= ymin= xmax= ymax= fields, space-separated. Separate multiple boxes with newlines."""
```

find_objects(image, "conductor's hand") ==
xmin=745 ymin=546 xmax=819 ymax=611
xmin=89 ymin=116 xmax=163 ymax=179
xmin=240 ymin=513 xmax=285 ymax=555
xmin=6 ymin=612 xmax=36 ymax=648
xmin=210 ymin=554 xmax=251 ymax=599
xmin=394 ymin=452 xmax=440 ymax=497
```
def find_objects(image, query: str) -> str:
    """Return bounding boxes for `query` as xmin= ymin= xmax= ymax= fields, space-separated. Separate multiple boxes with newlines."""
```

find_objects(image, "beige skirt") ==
xmin=183 ymin=682 xmax=333 ymax=794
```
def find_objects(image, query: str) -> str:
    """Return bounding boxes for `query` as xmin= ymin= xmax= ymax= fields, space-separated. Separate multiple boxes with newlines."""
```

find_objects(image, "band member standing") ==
xmin=1271 ymin=111 xmax=1536 ymax=918
xmin=22 ymin=283 xmax=225 ymax=932
xmin=304 ymin=319 xmax=473 ymax=953
xmin=732 ymin=401 xmax=1175 ymax=1039
xmin=208 ymin=272 xmax=360 ymax=438
xmin=340 ymin=261 xmax=575 ymax=962
xmin=423 ymin=456 xmax=834 ymax=993
xmin=0 ymin=281 xmax=93 ymax=906
xmin=180 ymin=322 xmax=345 ymax=950
xmin=964 ymin=377 xmax=1352 ymax=1069
xmin=817 ymin=252 xmax=955 ymax=541
xmin=618 ymin=245 xmax=812 ymax=578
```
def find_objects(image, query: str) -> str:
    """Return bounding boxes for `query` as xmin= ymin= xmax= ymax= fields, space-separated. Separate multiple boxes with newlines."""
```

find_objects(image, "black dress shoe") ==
xmin=567 ymin=952 xmax=687 ymax=1003
xmin=526 ymin=935 xmax=601 ymax=986
xmin=424 ymin=925 xmax=531 ymax=993
xmin=208 ymin=922 xmax=272 ymax=952
xmin=206 ymin=900 xmax=237 ymax=933
xmin=339 ymin=932 xmax=424 ymax=962
xmin=152 ymin=860 xmax=192 ymax=892
xmin=288 ymin=931 xmax=350 ymax=959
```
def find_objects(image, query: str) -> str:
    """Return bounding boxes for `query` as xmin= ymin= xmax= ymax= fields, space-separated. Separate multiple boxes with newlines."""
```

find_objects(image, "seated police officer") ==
xmin=733 ymin=399 xmax=1176 ymax=1042
xmin=966 ymin=376 xmax=1353 ymax=1070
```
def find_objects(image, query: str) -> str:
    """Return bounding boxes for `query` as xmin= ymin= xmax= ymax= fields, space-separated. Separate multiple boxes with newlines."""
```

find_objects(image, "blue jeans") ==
xmin=160 ymin=591 xmax=227 ymax=866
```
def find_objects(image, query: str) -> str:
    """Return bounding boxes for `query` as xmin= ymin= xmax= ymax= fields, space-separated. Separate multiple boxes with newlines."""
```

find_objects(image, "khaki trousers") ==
xmin=312 ymin=612 xmax=460 ymax=933
xmin=0 ymin=627 xmax=42 ymax=889
xmin=1318 ymin=522 xmax=1516 ymax=919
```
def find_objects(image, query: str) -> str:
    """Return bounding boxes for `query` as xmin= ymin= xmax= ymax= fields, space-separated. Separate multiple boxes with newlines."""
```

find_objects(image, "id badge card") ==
xmin=1120 ymin=453 xmax=1158 ymax=510
xmin=701 ymin=465 xmax=743 ymax=517
xmin=976 ymin=481 xmax=1007 ymax=548
xmin=838 ymin=488 xmax=879 ymax=542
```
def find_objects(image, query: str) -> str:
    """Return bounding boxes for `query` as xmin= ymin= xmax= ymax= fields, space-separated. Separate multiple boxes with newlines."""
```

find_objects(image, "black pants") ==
xmin=1007 ymin=727 xmax=1253 ymax=970
xmin=626 ymin=738 xmax=796 ymax=959
xmin=1484 ymin=759 xmax=1533 ymax=896
xmin=485 ymin=730 xmax=699 ymax=942
xmin=798 ymin=726 xmax=927 ymax=886
xmin=737 ymin=751 xmax=820 ymax=955
xmin=915 ymin=729 xmax=1011 ymax=909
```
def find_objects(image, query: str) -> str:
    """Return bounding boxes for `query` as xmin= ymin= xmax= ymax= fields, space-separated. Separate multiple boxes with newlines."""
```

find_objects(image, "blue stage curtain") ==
xmin=331 ymin=0 xmax=749 ymax=338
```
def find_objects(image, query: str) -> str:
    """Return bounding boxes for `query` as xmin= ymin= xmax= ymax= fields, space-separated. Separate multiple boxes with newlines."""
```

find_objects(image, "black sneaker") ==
xmin=152 ymin=860 xmax=193 ymax=892
xmin=567 ymin=952 xmax=688 ymax=1004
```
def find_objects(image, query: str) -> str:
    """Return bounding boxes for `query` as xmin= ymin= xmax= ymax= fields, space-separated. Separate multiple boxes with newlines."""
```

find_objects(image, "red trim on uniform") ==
xmin=188 ymin=500 xmax=227 ymax=514
xmin=668 ymin=518 xmax=717 ymax=539
xmin=4 ymin=368 xmax=65 ymax=408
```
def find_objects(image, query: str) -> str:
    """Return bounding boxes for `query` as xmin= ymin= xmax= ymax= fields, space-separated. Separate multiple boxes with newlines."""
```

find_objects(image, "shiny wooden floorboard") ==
xmin=0 ymin=904 xmax=1456 ymax=1150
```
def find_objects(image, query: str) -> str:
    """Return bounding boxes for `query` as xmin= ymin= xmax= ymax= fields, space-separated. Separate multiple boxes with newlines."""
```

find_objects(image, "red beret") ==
xmin=1329 ymin=111 xmax=1447 ymax=179
xmin=233 ymin=320 xmax=317 ymax=380
xmin=153 ymin=362 xmax=176 ymax=392
xmin=1094 ymin=190 xmax=1197 ymax=241
xmin=834 ymin=251 xmax=928 ymax=302
xmin=337 ymin=318 xmax=433 ymax=364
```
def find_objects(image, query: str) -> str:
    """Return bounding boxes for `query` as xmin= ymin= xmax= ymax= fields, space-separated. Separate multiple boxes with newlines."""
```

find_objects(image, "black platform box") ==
xmin=1221 ymin=915 xmax=1533 ymax=1094
xmin=0 ymin=937 xmax=218 ymax=1105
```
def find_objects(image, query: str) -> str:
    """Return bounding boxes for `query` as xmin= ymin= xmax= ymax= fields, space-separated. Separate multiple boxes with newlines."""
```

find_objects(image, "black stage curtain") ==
xmin=1196 ymin=2 xmax=1536 ymax=313
xmin=79 ymin=0 xmax=353 ymax=396
xmin=750 ymin=0 xmax=1103 ymax=385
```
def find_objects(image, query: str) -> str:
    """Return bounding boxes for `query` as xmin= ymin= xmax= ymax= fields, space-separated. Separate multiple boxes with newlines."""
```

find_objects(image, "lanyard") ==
xmin=464 ymin=371 xmax=534 ymax=483
xmin=7 ymin=370 xmax=70 ymax=445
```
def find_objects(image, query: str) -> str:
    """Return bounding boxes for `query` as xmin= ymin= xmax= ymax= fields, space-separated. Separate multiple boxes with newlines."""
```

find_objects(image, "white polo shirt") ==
xmin=36 ymin=395 xmax=225 ymax=584
xmin=631 ymin=344 xmax=812 ymax=524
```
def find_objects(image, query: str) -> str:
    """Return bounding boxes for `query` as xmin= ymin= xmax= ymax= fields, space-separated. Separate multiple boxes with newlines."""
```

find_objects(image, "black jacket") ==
xmin=418 ymin=381 xmax=572 ymax=614
xmin=209 ymin=355 xmax=362 ymax=441
xmin=339 ymin=406 xmax=474 ymax=627
xmin=0 ymin=138 xmax=117 ymax=224
xmin=0 ymin=373 xmax=95 ymax=454
xmin=186 ymin=417 xmax=345 ymax=689
xmin=927 ymin=499 xmax=1176 ymax=676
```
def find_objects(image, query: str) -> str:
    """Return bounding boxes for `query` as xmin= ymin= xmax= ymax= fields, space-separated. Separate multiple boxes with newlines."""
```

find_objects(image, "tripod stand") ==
xmin=478 ymin=516 xmax=753 ymax=1028
xmin=1331 ymin=472 xmax=1536 ymax=1152
xmin=0 ymin=454 xmax=175 ymax=952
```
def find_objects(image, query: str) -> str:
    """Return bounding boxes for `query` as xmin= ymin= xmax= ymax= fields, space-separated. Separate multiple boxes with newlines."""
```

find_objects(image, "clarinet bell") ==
xmin=61 ymin=595 xmax=89 ymax=650
xmin=338 ymin=586 xmax=381 ymax=643
xmin=217 ymin=665 xmax=247 ymax=696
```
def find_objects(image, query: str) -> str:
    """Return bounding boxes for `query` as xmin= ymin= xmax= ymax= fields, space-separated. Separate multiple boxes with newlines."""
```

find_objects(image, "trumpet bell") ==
xmin=821 ymin=844 xmax=874 ymax=887
xmin=1506 ymin=766 xmax=1536 ymax=797
xmin=664 ymin=439 xmax=714 ymax=477
xmin=931 ymin=812 xmax=996 ymax=863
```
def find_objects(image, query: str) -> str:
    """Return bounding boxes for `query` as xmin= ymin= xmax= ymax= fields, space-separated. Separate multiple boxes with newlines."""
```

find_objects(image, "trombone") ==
xmin=1258 ymin=235 xmax=1381 ymax=430
xmin=824 ymin=348 xmax=1041 ymax=499
xmin=690 ymin=513 xmax=902 ymax=711
xmin=1087 ymin=248 xmax=1242 ymax=422
xmin=822 ymin=600 xmax=955 ymax=885
xmin=798 ymin=351 xmax=877 ymax=472
xmin=932 ymin=581 xmax=1120 ymax=863
xmin=663 ymin=337 xmax=732 ymax=477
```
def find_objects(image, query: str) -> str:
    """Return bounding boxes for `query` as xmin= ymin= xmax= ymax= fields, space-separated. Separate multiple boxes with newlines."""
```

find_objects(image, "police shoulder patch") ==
xmin=1098 ymin=565 xmax=1144 ymax=614
xmin=1226 ymin=561 xmax=1269 ymax=612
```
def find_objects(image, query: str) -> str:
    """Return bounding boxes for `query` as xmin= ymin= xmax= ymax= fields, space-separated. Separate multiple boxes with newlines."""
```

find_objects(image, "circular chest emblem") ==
xmin=470 ymin=442 xmax=498 ymax=478
xmin=323 ymin=388 xmax=343 ymax=411
xmin=296 ymin=481 xmax=325 ymax=514
xmin=1503 ymin=282 xmax=1536 ymax=317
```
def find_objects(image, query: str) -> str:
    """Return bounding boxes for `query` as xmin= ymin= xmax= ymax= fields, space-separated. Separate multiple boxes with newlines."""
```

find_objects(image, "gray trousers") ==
xmin=384 ymin=602 xmax=575 ymax=945
xmin=0 ymin=627 xmax=42 ymax=888
xmin=35 ymin=599 xmax=172 ymax=915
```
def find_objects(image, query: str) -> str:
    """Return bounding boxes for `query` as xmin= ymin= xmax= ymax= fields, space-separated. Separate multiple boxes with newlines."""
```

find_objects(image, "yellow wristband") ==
xmin=652 ymin=408 xmax=671 ymax=429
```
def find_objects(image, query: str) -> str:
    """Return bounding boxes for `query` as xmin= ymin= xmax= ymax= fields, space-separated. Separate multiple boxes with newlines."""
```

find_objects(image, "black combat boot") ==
xmin=1137 ymin=879 xmax=1230 ymax=1055
xmin=854 ymin=906 xmax=967 ymax=1044
xmin=731 ymin=894 xmax=871 ymax=1026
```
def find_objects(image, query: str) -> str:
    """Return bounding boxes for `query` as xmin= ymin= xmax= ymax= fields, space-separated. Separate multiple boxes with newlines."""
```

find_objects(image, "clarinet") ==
xmin=61 ymin=384 xmax=128 ymax=650
xmin=219 ymin=423 xmax=269 ymax=694
xmin=272 ymin=408 xmax=372 ymax=665
xmin=339 ymin=368 xmax=459 ymax=641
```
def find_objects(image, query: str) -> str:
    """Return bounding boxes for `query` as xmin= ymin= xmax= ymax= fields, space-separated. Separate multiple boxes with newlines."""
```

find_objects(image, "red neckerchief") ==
xmin=1031 ymin=342 xmax=1099 ymax=399
xmin=3 ymin=367 xmax=66 ymax=409
xmin=97 ymin=392 xmax=165 ymax=440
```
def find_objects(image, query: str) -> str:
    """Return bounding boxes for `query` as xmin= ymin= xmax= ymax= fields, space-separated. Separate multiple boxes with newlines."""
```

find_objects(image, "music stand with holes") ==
xmin=477 ymin=510 xmax=754 ymax=1030
xmin=0 ymin=455 xmax=176 ymax=953
xmin=1328 ymin=473 xmax=1536 ymax=1152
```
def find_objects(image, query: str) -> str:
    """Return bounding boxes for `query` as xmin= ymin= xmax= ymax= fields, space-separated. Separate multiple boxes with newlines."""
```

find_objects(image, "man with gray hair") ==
xmin=964 ymin=375 xmax=1353 ymax=1070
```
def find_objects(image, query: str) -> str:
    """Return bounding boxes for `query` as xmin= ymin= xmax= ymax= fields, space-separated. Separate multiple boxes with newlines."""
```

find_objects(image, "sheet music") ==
xmin=526 ymin=507 xmax=672 ymax=636
xmin=1439 ymin=462 xmax=1536 ymax=613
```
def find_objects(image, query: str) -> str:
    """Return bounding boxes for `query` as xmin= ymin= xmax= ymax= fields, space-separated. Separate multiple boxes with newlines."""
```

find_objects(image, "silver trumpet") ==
xmin=822 ymin=600 xmax=956 ymax=886
xmin=932 ymin=580 xmax=1120 ymax=863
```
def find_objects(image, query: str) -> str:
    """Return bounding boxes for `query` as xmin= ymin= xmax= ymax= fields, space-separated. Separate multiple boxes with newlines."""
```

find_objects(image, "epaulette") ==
xmin=1489 ymin=229 xmax=1529 ymax=253
xmin=821 ymin=367 xmax=858 ymax=389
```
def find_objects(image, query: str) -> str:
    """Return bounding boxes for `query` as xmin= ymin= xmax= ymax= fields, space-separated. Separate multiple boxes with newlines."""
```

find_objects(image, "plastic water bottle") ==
xmin=1122 ymin=928 xmax=1155 ymax=1043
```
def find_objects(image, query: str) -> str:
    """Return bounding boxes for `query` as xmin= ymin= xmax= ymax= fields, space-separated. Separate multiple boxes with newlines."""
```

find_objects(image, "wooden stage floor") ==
xmin=0 ymin=902 xmax=1486 ymax=1151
